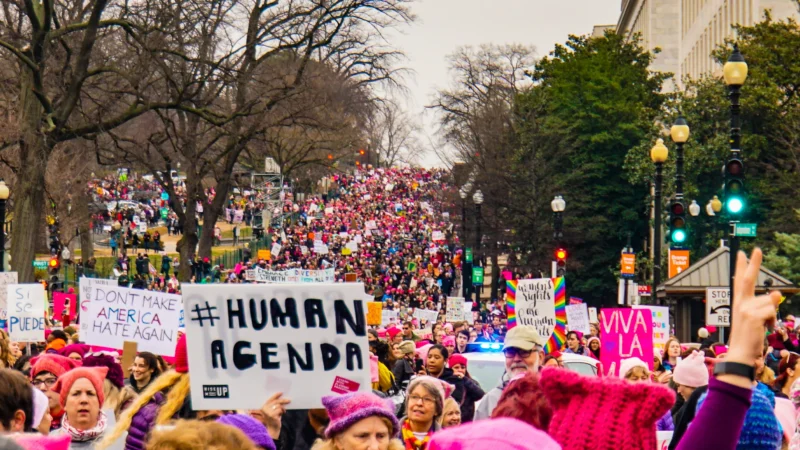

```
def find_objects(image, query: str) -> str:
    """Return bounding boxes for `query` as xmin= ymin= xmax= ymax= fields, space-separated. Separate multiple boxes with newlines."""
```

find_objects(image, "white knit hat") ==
xmin=619 ymin=357 xmax=649 ymax=379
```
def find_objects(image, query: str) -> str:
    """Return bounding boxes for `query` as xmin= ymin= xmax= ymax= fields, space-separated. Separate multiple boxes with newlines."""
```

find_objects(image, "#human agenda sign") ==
xmin=182 ymin=283 xmax=372 ymax=410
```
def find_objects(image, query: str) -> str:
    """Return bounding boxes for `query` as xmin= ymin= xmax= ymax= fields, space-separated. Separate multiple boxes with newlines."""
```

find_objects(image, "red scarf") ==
xmin=401 ymin=419 xmax=433 ymax=450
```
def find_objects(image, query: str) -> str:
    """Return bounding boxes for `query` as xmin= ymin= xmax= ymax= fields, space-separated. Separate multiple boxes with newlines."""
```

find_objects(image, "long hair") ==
xmin=98 ymin=370 xmax=189 ymax=449
xmin=774 ymin=353 xmax=800 ymax=391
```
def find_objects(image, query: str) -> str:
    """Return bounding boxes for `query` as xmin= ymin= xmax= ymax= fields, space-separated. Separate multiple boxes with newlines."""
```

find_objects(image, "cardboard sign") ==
xmin=565 ymin=303 xmax=590 ymax=334
xmin=53 ymin=292 xmax=77 ymax=321
xmin=668 ymin=249 xmax=690 ymax=278
xmin=80 ymin=278 xmax=181 ymax=356
xmin=706 ymin=287 xmax=730 ymax=326
xmin=0 ymin=272 xmax=19 ymax=328
xmin=446 ymin=297 xmax=465 ymax=322
xmin=182 ymin=283 xmax=372 ymax=410
xmin=8 ymin=284 xmax=46 ymax=342
xmin=464 ymin=302 xmax=475 ymax=324
xmin=121 ymin=341 xmax=138 ymax=378
xmin=633 ymin=305 xmax=670 ymax=359
xmin=366 ymin=302 xmax=383 ymax=325
xmin=600 ymin=308 xmax=653 ymax=377
xmin=345 ymin=273 xmax=357 ymax=283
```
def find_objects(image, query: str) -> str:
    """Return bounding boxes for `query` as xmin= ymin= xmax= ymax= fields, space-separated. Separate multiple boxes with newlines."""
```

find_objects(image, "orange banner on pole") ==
xmin=620 ymin=253 xmax=636 ymax=277
xmin=669 ymin=249 xmax=690 ymax=278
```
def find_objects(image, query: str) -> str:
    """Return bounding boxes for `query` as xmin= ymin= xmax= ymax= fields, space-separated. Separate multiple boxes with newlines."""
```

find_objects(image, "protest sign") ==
xmin=182 ymin=283 xmax=372 ymax=410
xmin=8 ymin=284 xmax=46 ymax=342
xmin=381 ymin=310 xmax=398 ymax=327
xmin=365 ymin=220 xmax=377 ymax=229
xmin=366 ymin=302 xmax=383 ymax=325
xmin=600 ymin=308 xmax=653 ymax=376
xmin=431 ymin=231 xmax=444 ymax=241
xmin=138 ymin=222 xmax=147 ymax=233
xmin=271 ymin=243 xmax=282 ymax=257
xmin=588 ymin=307 xmax=598 ymax=324
xmin=633 ymin=305 xmax=670 ymax=359
xmin=446 ymin=297 xmax=465 ymax=322
xmin=324 ymin=207 xmax=334 ymax=215
xmin=247 ymin=268 xmax=336 ymax=284
xmin=506 ymin=277 xmax=567 ymax=354
xmin=53 ymin=292 xmax=77 ymax=321
xmin=565 ymin=303 xmax=590 ymax=334
xmin=345 ymin=241 xmax=358 ymax=253
xmin=300 ymin=246 xmax=309 ymax=255
xmin=413 ymin=308 xmax=438 ymax=324
xmin=345 ymin=273 xmax=357 ymax=283
xmin=0 ymin=272 xmax=18 ymax=328
xmin=81 ymin=279 xmax=181 ymax=356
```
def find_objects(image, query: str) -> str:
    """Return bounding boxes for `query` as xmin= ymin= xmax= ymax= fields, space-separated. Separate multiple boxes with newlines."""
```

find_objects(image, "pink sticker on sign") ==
xmin=331 ymin=376 xmax=360 ymax=394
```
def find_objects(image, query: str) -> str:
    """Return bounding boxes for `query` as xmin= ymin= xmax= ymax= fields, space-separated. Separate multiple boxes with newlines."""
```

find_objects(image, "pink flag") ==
xmin=53 ymin=292 xmax=77 ymax=321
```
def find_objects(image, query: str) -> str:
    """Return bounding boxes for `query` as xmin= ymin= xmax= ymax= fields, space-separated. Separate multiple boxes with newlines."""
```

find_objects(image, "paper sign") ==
xmin=138 ymin=222 xmax=147 ymax=233
xmin=413 ymin=308 xmax=438 ymax=324
xmin=706 ymin=287 xmax=730 ymax=326
xmin=0 ymin=272 xmax=18 ymax=327
xmin=271 ymin=243 xmax=282 ymax=257
xmin=8 ymin=284 xmax=46 ymax=342
xmin=300 ymin=246 xmax=309 ymax=255
xmin=507 ymin=278 xmax=556 ymax=336
xmin=366 ymin=302 xmax=383 ymax=325
xmin=81 ymin=278 xmax=181 ymax=356
xmin=633 ymin=305 xmax=670 ymax=359
xmin=345 ymin=273 xmax=357 ymax=283
xmin=381 ymin=310 xmax=398 ymax=326
xmin=182 ymin=283 xmax=372 ymax=410
xmin=365 ymin=220 xmax=377 ymax=229
xmin=565 ymin=303 xmax=590 ymax=334
xmin=600 ymin=308 xmax=654 ymax=377
xmin=53 ymin=292 xmax=77 ymax=321
xmin=446 ymin=297 xmax=465 ymax=322
xmin=657 ymin=431 xmax=673 ymax=450
xmin=431 ymin=231 xmax=444 ymax=241
xmin=257 ymin=249 xmax=271 ymax=261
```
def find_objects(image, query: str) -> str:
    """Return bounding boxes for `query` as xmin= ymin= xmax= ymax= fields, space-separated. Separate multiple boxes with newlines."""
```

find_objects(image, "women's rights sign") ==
xmin=80 ymin=277 xmax=181 ymax=356
xmin=600 ymin=308 xmax=653 ymax=377
xmin=506 ymin=278 xmax=567 ymax=354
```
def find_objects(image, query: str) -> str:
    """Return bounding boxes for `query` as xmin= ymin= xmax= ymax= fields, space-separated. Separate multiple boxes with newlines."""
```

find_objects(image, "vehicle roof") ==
xmin=462 ymin=351 xmax=598 ymax=364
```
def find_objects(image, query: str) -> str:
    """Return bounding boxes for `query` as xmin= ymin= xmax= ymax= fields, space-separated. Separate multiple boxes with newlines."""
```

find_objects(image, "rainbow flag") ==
xmin=505 ymin=277 xmax=567 ymax=355
xmin=506 ymin=279 xmax=518 ymax=328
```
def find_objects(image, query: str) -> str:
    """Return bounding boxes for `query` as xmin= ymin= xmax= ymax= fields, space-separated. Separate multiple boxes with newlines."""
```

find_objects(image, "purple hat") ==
xmin=217 ymin=414 xmax=276 ymax=450
xmin=322 ymin=392 xmax=400 ymax=439
xmin=82 ymin=353 xmax=125 ymax=389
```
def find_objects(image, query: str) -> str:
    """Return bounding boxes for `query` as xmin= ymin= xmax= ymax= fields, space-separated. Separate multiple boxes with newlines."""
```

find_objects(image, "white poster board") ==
xmin=0 ymin=272 xmax=19 ymax=326
xmin=81 ymin=278 xmax=181 ymax=356
xmin=431 ymin=231 xmax=444 ymax=241
xmin=413 ymin=308 xmax=439 ymax=324
xmin=588 ymin=307 xmax=598 ymax=324
xmin=381 ymin=310 xmax=399 ymax=327
xmin=706 ymin=287 xmax=731 ymax=326
xmin=182 ymin=283 xmax=372 ymax=410
xmin=446 ymin=297 xmax=465 ymax=322
xmin=463 ymin=302 xmax=474 ymax=324
xmin=271 ymin=243 xmax=282 ymax=257
xmin=513 ymin=278 xmax=557 ymax=340
xmin=633 ymin=305 xmax=671 ymax=359
xmin=7 ymin=284 xmax=46 ymax=342
xmin=565 ymin=303 xmax=590 ymax=334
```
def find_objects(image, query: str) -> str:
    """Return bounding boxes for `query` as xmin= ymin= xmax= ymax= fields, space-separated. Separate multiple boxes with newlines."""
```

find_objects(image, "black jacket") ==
xmin=436 ymin=367 xmax=485 ymax=423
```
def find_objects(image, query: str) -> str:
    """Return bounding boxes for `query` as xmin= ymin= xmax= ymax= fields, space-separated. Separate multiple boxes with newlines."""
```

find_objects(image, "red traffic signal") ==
xmin=555 ymin=248 xmax=568 ymax=261
xmin=359 ymin=149 xmax=365 ymax=155
xmin=48 ymin=257 xmax=60 ymax=270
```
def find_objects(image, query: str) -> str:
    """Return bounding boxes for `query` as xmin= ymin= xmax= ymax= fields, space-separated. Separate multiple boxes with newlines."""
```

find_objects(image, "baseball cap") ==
xmin=503 ymin=326 xmax=546 ymax=351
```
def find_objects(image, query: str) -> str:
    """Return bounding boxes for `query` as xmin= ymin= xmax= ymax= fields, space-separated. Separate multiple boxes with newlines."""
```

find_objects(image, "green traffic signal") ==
xmin=671 ymin=229 xmax=687 ymax=243
xmin=727 ymin=197 xmax=744 ymax=214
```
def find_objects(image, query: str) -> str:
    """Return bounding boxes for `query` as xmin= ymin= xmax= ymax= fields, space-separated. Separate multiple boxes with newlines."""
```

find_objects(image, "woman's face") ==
xmin=67 ymin=352 xmax=83 ymax=362
xmin=334 ymin=416 xmax=392 ymax=450
xmin=391 ymin=344 xmax=402 ymax=360
xmin=589 ymin=340 xmax=600 ymax=351
xmin=64 ymin=378 xmax=100 ymax=430
xmin=625 ymin=368 xmax=649 ymax=383
xmin=451 ymin=363 xmax=466 ymax=377
xmin=668 ymin=340 xmax=681 ymax=358
xmin=435 ymin=331 xmax=445 ymax=344
xmin=590 ymin=324 xmax=599 ymax=337
xmin=445 ymin=343 xmax=455 ymax=356
xmin=406 ymin=386 xmax=436 ymax=424
xmin=442 ymin=407 xmax=461 ymax=428
xmin=9 ymin=341 xmax=21 ymax=357
xmin=676 ymin=384 xmax=695 ymax=401
xmin=427 ymin=349 xmax=445 ymax=376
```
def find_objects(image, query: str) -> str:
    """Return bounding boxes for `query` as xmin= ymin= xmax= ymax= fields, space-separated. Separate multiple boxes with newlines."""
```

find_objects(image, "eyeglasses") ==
xmin=408 ymin=395 xmax=436 ymax=405
xmin=503 ymin=348 xmax=533 ymax=359
xmin=31 ymin=378 xmax=57 ymax=388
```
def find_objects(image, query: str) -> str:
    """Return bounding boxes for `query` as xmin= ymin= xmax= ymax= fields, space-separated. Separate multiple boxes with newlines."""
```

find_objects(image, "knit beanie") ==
xmin=399 ymin=340 xmax=416 ymax=355
xmin=672 ymin=351 xmax=709 ymax=388
xmin=442 ymin=335 xmax=455 ymax=347
xmin=539 ymin=367 xmax=674 ymax=450
xmin=695 ymin=385 xmax=781 ymax=450
xmin=7 ymin=433 xmax=71 ymax=450
xmin=322 ymin=392 xmax=400 ymax=439
xmin=30 ymin=354 xmax=81 ymax=380
xmin=618 ymin=357 xmax=648 ymax=379
xmin=217 ymin=414 xmax=276 ymax=450
xmin=175 ymin=333 xmax=189 ymax=373
xmin=31 ymin=388 xmax=50 ymax=428
xmin=448 ymin=354 xmax=467 ymax=369
xmin=387 ymin=327 xmax=402 ymax=340
xmin=53 ymin=367 xmax=108 ymax=408
xmin=57 ymin=344 xmax=91 ymax=360
xmin=428 ymin=418 xmax=561 ymax=450
xmin=82 ymin=353 xmax=125 ymax=389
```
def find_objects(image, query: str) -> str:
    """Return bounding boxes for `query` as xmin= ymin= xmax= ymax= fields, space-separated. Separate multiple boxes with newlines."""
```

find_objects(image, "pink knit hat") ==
xmin=10 ymin=433 xmax=71 ymax=450
xmin=30 ymin=354 xmax=81 ymax=380
xmin=442 ymin=335 xmax=455 ymax=347
xmin=539 ymin=367 xmax=674 ymax=450
xmin=672 ymin=350 xmax=709 ymax=388
xmin=322 ymin=392 xmax=399 ymax=438
xmin=53 ymin=367 xmax=109 ymax=408
xmin=428 ymin=418 xmax=561 ymax=450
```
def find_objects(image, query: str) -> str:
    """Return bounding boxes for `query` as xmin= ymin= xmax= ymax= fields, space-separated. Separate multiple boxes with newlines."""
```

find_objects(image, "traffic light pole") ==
xmin=728 ymin=81 xmax=742 ymax=308
xmin=653 ymin=161 xmax=664 ymax=306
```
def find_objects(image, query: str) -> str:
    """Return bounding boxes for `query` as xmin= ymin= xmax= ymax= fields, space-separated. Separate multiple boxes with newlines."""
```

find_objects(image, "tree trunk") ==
xmin=12 ymin=65 xmax=49 ymax=282
xmin=197 ymin=176 xmax=232 ymax=259
xmin=491 ymin=246 xmax=500 ymax=301
xmin=176 ymin=210 xmax=198 ymax=282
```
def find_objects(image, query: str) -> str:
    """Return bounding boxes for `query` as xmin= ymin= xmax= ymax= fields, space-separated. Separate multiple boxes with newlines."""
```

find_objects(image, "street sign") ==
xmin=734 ymin=223 xmax=757 ymax=237
xmin=668 ymin=249 xmax=690 ymax=278
xmin=472 ymin=266 xmax=484 ymax=285
xmin=706 ymin=287 xmax=731 ymax=326
xmin=638 ymin=285 xmax=651 ymax=297
xmin=620 ymin=253 xmax=635 ymax=278
xmin=465 ymin=248 xmax=473 ymax=263
xmin=32 ymin=260 xmax=48 ymax=269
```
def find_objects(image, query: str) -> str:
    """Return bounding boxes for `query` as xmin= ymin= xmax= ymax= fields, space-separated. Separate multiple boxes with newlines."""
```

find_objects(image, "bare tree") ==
xmin=366 ymin=101 xmax=424 ymax=167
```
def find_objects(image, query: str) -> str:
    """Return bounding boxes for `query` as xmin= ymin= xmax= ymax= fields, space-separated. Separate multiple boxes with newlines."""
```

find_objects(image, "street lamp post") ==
xmin=723 ymin=44 xmax=748 ymax=307
xmin=459 ymin=187 xmax=470 ymax=299
xmin=650 ymin=139 xmax=669 ymax=305
xmin=551 ymin=195 xmax=566 ymax=277
xmin=670 ymin=117 xmax=690 ymax=200
xmin=473 ymin=190 xmax=484 ymax=303
xmin=0 ymin=180 xmax=8 ymax=272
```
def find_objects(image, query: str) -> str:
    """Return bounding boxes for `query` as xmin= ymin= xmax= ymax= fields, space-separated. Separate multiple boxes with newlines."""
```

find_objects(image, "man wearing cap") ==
xmin=473 ymin=325 xmax=545 ymax=420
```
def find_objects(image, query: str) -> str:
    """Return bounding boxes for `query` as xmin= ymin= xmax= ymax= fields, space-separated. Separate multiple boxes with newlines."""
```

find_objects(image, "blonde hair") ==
xmin=624 ymin=366 xmax=650 ymax=380
xmin=147 ymin=420 xmax=258 ymax=450
xmin=99 ymin=370 xmax=190 ymax=449
xmin=311 ymin=417 xmax=403 ymax=450
xmin=439 ymin=398 xmax=461 ymax=427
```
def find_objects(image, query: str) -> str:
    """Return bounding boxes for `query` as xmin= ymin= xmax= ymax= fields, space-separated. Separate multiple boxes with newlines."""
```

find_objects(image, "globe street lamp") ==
xmin=551 ymin=195 xmax=566 ymax=242
xmin=459 ymin=187 xmax=470 ymax=298
xmin=651 ymin=138 xmax=669 ymax=305
xmin=0 ymin=180 xmax=9 ymax=272
xmin=670 ymin=117 xmax=690 ymax=200
xmin=473 ymin=190 xmax=484 ymax=303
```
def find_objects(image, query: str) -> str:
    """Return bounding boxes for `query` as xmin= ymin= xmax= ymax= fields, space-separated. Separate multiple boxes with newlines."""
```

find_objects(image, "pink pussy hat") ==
xmin=428 ymin=418 xmax=561 ymax=450
xmin=672 ymin=350 xmax=709 ymax=388
xmin=322 ymin=392 xmax=399 ymax=439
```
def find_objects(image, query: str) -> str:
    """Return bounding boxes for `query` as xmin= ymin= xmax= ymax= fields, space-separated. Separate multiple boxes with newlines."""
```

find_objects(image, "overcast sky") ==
xmin=388 ymin=0 xmax=621 ymax=166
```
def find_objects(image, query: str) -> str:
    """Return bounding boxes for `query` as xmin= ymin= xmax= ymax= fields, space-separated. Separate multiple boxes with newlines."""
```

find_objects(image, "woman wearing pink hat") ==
xmin=312 ymin=392 xmax=402 ymax=450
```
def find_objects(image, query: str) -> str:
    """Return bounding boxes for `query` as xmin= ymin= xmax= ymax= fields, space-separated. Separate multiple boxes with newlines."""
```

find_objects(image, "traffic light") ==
xmin=724 ymin=155 xmax=745 ymax=215
xmin=669 ymin=200 xmax=687 ymax=246
xmin=359 ymin=149 xmax=365 ymax=156
xmin=48 ymin=256 xmax=60 ymax=274
xmin=555 ymin=247 xmax=567 ymax=277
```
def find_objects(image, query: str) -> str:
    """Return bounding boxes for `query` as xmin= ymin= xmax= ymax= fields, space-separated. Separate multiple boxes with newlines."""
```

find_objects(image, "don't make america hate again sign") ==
xmin=182 ymin=283 xmax=372 ymax=410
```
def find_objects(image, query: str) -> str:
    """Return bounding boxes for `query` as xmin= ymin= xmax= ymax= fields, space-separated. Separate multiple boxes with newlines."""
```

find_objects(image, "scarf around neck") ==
xmin=62 ymin=410 xmax=107 ymax=442
xmin=401 ymin=419 xmax=433 ymax=450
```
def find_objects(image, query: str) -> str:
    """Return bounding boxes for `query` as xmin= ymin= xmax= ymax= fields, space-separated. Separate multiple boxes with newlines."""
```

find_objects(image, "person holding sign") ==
xmin=312 ymin=392 xmax=402 ymax=450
